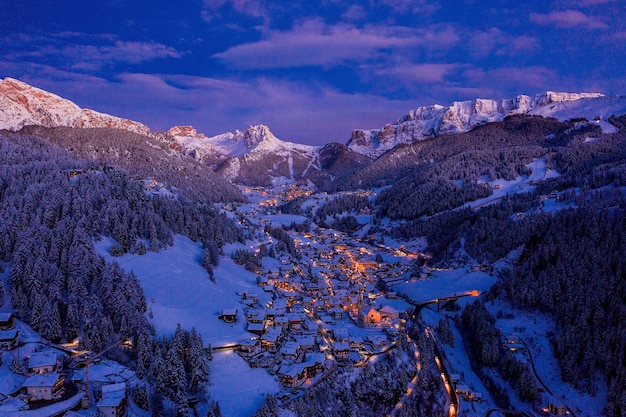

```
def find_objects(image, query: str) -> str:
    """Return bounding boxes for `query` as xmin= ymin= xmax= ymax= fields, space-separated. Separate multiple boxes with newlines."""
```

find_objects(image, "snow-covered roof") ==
xmin=101 ymin=382 xmax=126 ymax=398
xmin=23 ymin=372 xmax=61 ymax=388
xmin=28 ymin=351 xmax=57 ymax=369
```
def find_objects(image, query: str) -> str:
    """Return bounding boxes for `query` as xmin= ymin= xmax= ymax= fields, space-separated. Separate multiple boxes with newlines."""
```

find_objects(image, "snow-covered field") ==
xmin=209 ymin=351 xmax=281 ymax=417
xmin=395 ymin=268 xmax=495 ymax=305
xmin=96 ymin=235 xmax=271 ymax=346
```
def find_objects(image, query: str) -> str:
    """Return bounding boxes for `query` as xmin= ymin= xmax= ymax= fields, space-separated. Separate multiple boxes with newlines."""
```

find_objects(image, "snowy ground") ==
xmin=96 ymin=235 xmax=272 ymax=346
xmin=394 ymin=268 xmax=495 ymax=305
xmin=209 ymin=351 xmax=281 ymax=417
xmin=468 ymin=157 xmax=559 ymax=210
xmin=96 ymin=235 xmax=283 ymax=416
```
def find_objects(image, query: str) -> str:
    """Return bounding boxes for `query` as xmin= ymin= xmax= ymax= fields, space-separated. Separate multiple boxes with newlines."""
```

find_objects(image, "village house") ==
xmin=332 ymin=341 xmax=350 ymax=361
xmin=366 ymin=334 xmax=388 ymax=349
xmin=280 ymin=342 xmax=303 ymax=363
xmin=0 ymin=312 xmax=15 ymax=330
xmin=330 ymin=307 xmax=344 ymax=320
xmin=0 ymin=329 xmax=19 ymax=350
xmin=218 ymin=309 xmax=238 ymax=323
xmin=97 ymin=382 xmax=127 ymax=417
xmin=22 ymin=373 xmax=64 ymax=401
xmin=287 ymin=313 xmax=303 ymax=331
xmin=278 ymin=363 xmax=307 ymax=388
xmin=379 ymin=305 xmax=399 ymax=322
xmin=358 ymin=305 xmax=381 ymax=327
xmin=273 ymin=315 xmax=289 ymax=330
xmin=28 ymin=351 xmax=59 ymax=374
xmin=349 ymin=336 xmax=365 ymax=350
xmin=247 ymin=322 xmax=266 ymax=336
xmin=295 ymin=335 xmax=316 ymax=352
xmin=261 ymin=327 xmax=282 ymax=353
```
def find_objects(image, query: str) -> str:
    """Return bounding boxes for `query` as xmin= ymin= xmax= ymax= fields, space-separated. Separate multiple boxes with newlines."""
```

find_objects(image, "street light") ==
xmin=81 ymin=338 xmax=133 ymax=409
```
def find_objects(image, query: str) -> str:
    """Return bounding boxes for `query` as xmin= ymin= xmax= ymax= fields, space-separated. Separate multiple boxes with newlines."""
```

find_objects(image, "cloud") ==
xmin=5 ymin=32 xmax=181 ymax=73
xmin=374 ymin=62 xmax=460 ymax=83
xmin=375 ymin=0 xmax=441 ymax=16
xmin=530 ymin=10 xmax=608 ymax=30
xmin=213 ymin=19 xmax=458 ymax=70
xmin=342 ymin=5 xmax=367 ymax=21
xmin=202 ymin=0 xmax=270 ymax=24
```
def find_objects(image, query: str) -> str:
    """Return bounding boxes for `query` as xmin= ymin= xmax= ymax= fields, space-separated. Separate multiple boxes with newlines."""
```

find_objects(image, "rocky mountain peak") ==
xmin=0 ymin=77 xmax=150 ymax=135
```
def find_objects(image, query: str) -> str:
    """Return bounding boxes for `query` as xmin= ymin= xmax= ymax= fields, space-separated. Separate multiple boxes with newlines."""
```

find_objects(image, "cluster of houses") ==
xmin=0 ymin=312 xmax=129 ymax=415
xmin=219 ymin=238 xmax=409 ymax=390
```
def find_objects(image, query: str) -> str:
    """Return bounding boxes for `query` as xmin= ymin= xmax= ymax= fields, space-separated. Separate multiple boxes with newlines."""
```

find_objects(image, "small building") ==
xmin=287 ymin=313 xmax=303 ymax=330
xmin=0 ymin=313 xmax=15 ymax=330
xmin=358 ymin=306 xmax=381 ymax=326
xmin=247 ymin=322 xmax=266 ymax=336
xmin=0 ymin=329 xmax=19 ymax=350
xmin=28 ymin=351 xmax=58 ymax=374
xmin=274 ymin=316 xmax=289 ymax=329
xmin=296 ymin=335 xmax=316 ymax=352
xmin=330 ymin=307 xmax=344 ymax=320
xmin=379 ymin=305 xmax=399 ymax=321
xmin=280 ymin=342 xmax=302 ymax=363
xmin=261 ymin=328 xmax=282 ymax=353
xmin=218 ymin=309 xmax=238 ymax=323
xmin=332 ymin=341 xmax=350 ymax=361
xmin=22 ymin=373 xmax=64 ymax=401
xmin=366 ymin=334 xmax=387 ymax=349
xmin=98 ymin=382 xmax=127 ymax=417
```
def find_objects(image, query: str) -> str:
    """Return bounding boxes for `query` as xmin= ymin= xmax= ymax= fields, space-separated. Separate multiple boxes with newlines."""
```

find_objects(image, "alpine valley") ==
xmin=1 ymin=77 xmax=626 ymax=417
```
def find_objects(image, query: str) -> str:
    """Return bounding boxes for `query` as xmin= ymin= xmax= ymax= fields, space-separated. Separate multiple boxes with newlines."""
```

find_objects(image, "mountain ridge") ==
xmin=0 ymin=77 xmax=151 ymax=135
xmin=347 ymin=91 xmax=626 ymax=156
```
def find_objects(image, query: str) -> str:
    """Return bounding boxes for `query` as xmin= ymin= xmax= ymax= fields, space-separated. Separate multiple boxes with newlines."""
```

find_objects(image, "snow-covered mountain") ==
xmin=348 ymin=91 xmax=626 ymax=156
xmin=168 ymin=124 xmax=317 ymax=158
xmin=0 ymin=77 xmax=150 ymax=135
xmin=169 ymin=124 xmax=321 ymax=185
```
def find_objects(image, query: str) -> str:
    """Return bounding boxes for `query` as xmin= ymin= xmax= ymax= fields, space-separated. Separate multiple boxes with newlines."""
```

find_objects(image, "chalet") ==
xmin=98 ymin=383 xmax=127 ymax=417
xmin=349 ymin=336 xmax=365 ymax=350
xmin=358 ymin=305 xmax=381 ymax=327
xmin=278 ymin=364 xmax=307 ymax=387
xmin=28 ymin=351 xmax=58 ymax=374
xmin=332 ymin=328 xmax=350 ymax=342
xmin=247 ymin=322 xmax=266 ymax=336
xmin=98 ymin=396 xmax=127 ymax=417
xmin=0 ymin=329 xmax=19 ymax=350
xmin=332 ymin=341 xmax=350 ymax=361
xmin=22 ymin=373 xmax=64 ymax=401
xmin=0 ymin=312 xmax=15 ymax=330
xmin=548 ymin=403 xmax=569 ymax=416
xmin=304 ymin=353 xmax=327 ymax=376
xmin=218 ymin=309 xmax=238 ymax=323
xmin=366 ymin=334 xmax=387 ymax=349
xmin=287 ymin=313 xmax=303 ymax=330
xmin=296 ymin=335 xmax=315 ymax=352
xmin=274 ymin=316 xmax=289 ymax=330
xmin=330 ymin=307 xmax=344 ymax=320
xmin=261 ymin=327 xmax=282 ymax=353
xmin=248 ymin=311 xmax=266 ymax=324
xmin=239 ymin=338 xmax=260 ymax=355
xmin=379 ymin=305 xmax=399 ymax=321
xmin=280 ymin=342 xmax=302 ymax=362
xmin=455 ymin=384 xmax=471 ymax=398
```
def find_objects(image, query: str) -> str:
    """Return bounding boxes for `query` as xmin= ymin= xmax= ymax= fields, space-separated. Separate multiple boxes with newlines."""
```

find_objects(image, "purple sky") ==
xmin=1 ymin=0 xmax=625 ymax=145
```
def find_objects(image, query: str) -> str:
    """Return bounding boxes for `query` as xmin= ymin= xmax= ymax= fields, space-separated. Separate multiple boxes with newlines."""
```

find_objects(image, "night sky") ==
xmin=1 ymin=0 xmax=625 ymax=145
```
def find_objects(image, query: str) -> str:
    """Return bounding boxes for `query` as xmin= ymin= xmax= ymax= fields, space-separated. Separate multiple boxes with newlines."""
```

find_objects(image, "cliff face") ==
xmin=0 ymin=77 xmax=150 ymax=135
xmin=347 ymin=92 xmax=605 ymax=156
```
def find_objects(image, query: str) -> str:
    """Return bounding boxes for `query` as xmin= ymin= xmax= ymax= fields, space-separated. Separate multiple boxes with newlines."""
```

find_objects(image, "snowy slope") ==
xmin=0 ymin=77 xmax=150 ymax=135
xmin=348 ymin=91 xmax=624 ymax=156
